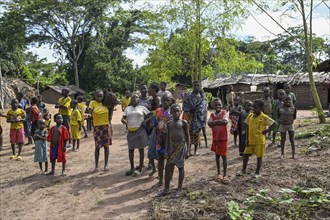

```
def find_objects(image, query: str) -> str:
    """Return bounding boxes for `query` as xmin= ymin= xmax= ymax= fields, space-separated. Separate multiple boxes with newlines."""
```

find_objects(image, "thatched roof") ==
xmin=44 ymin=85 xmax=86 ymax=95
xmin=202 ymin=72 xmax=330 ymax=89
xmin=315 ymin=59 xmax=330 ymax=72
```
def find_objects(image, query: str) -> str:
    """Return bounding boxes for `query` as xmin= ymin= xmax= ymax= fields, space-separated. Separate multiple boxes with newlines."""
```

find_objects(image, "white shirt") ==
xmin=123 ymin=105 xmax=150 ymax=129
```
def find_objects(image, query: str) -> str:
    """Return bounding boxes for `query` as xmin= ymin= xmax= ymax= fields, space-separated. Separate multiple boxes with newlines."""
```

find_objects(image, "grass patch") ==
xmin=295 ymin=125 xmax=330 ymax=139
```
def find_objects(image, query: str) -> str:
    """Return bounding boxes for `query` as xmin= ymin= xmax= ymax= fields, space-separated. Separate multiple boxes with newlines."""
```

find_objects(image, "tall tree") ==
xmin=9 ymin=0 xmax=116 ymax=88
xmin=251 ymin=0 xmax=326 ymax=123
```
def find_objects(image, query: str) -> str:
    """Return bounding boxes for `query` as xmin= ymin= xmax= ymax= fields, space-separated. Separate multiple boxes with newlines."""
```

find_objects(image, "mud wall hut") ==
xmin=40 ymin=85 xmax=86 ymax=104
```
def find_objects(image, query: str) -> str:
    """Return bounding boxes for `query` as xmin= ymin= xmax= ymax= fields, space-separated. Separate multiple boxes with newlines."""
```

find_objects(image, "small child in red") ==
xmin=47 ymin=113 xmax=69 ymax=176
xmin=208 ymin=98 xmax=229 ymax=184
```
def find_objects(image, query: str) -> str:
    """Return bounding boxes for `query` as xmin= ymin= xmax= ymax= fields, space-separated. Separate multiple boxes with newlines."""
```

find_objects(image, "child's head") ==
xmin=243 ymin=100 xmax=253 ymax=112
xmin=192 ymin=81 xmax=201 ymax=92
xmin=212 ymin=98 xmax=223 ymax=112
xmin=94 ymin=90 xmax=104 ymax=102
xmin=228 ymin=85 xmax=234 ymax=92
xmin=61 ymin=88 xmax=69 ymax=97
xmin=284 ymin=84 xmax=292 ymax=94
xmin=263 ymin=87 xmax=270 ymax=98
xmin=125 ymin=90 xmax=132 ymax=98
xmin=38 ymin=119 xmax=46 ymax=130
xmin=148 ymin=83 xmax=159 ymax=96
xmin=130 ymin=93 xmax=140 ymax=106
xmin=139 ymin=84 xmax=148 ymax=97
xmin=30 ymin=96 xmax=39 ymax=105
xmin=284 ymin=95 xmax=292 ymax=107
xmin=16 ymin=92 xmax=24 ymax=100
xmin=233 ymin=96 xmax=241 ymax=106
xmin=54 ymin=113 xmax=63 ymax=126
xmin=11 ymin=99 xmax=19 ymax=110
xmin=76 ymin=96 xmax=84 ymax=103
xmin=277 ymin=89 xmax=285 ymax=101
xmin=37 ymin=95 xmax=42 ymax=103
xmin=161 ymin=93 xmax=172 ymax=109
xmin=160 ymin=82 xmax=167 ymax=91
xmin=170 ymin=103 xmax=182 ymax=120
xmin=252 ymin=99 xmax=264 ymax=115
xmin=70 ymin=100 xmax=78 ymax=109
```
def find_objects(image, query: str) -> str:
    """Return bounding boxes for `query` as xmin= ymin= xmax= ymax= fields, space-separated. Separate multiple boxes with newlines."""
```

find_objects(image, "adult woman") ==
xmin=89 ymin=90 xmax=112 ymax=173
xmin=121 ymin=93 xmax=151 ymax=176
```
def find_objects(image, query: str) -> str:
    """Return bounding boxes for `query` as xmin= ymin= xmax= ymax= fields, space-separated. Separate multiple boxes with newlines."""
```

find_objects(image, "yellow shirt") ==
xmin=70 ymin=109 xmax=82 ymax=126
xmin=57 ymin=96 xmax=72 ymax=116
xmin=245 ymin=112 xmax=275 ymax=145
xmin=77 ymin=103 xmax=86 ymax=118
xmin=89 ymin=100 xmax=109 ymax=126
xmin=6 ymin=109 xmax=26 ymax=129
xmin=45 ymin=118 xmax=51 ymax=132
xmin=121 ymin=97 xmax=131 ymax=110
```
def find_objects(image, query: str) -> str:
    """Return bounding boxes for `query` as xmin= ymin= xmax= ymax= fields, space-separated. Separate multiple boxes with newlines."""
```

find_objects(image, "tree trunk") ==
xmin=300 ymin=0 xmax=325 ymax=123
xmin=73 ymin=58 xmax=79 ymax=88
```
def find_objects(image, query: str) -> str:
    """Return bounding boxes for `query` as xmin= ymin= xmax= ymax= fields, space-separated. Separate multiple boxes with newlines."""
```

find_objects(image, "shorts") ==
xmin=10 ymin=128 xmax=25 ymax=144
xmin=279 ymin=124 xmax=294 ymax=132
xmin=211 ymin=140 xmax=228 ymax=156
xmin=244 ymin=144 xmax=265 ymax=158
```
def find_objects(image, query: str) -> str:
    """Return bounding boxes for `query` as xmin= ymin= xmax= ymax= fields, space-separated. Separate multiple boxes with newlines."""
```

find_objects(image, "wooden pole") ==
xmin=0 ymin=65 xmax=4 ymax=112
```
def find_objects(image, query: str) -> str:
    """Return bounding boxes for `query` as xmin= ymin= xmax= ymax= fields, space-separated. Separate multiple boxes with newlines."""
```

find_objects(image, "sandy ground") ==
xmin=0 ymin=106 xmax=320 ymax=219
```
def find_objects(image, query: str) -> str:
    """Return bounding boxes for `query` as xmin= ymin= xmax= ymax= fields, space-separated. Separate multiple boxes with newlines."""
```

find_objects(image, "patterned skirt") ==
xmin=167 ymin=140 xmax=186 ymax=168
xmin=93 ymin=124 xmax=112 ymax=149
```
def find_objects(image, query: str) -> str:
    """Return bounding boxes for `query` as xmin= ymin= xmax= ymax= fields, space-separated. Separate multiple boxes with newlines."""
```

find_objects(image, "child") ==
xmin=24 ymin=107 xmax=33 ymax=145
xmin=76 ymin=96 xmax=88 ymax=138
xmin=158 ymin=104 xmax=190 ymax=196
xmin=121 ymin=93 xmax=151 ymax=176
xmin=152 ymin=93 xmax=172 ymax=185
xmin=284 ymin=84 xmax=296 ymax=105
xmin=229 ymin=96 xmax=243 ymax=148
xmin=6 ymin=99 xmax=26 ymax=160
xmin=85 ymin=99 xmax=93 ymax=131
xmin=55 ymin=88 xmax=72 ymax=145
xmin=226 ymin=85 xmax=235 ymax=107
xmin=43 ymin=108 xmax=52 ymax=132
xmin=269 ymin=89 xmax=285 ymax=147
xmin=30 ymin=97 xmax=42 ymax=140
xmin=237 ymin=100 xmax=253 ymax=156
xmin=262 ymin=87 xmax=273 ymax=138
xmin=237 ymin=99 xmax=277 ymax=178
xmin=37 ymin=95 xmax=46 ymax=113
xmin=121 ymin=90 xmax=132 ymax=112
xmin=34 ymin=119 xmax=48 ymax=173
xmin=70 ymin=100 xmax=82 ymax=151
xmin=278 ymin=95 xmax=297 ymax=159
xmin=47 ymin=113 xmax=69 ymax=176
xmin=208 ymin=98 xmax=229 ymax=184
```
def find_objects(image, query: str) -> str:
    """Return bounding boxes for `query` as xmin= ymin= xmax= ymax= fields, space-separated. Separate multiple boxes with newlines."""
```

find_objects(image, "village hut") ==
xmin=40 ymin=85 xmax=86 ymax=104
xmin=202 ymin=72 xmax=330 ymax=109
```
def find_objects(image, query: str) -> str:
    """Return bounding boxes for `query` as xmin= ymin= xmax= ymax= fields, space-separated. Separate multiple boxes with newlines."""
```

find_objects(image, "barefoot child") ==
xmin=6 ymin=99 xmax=26 ymax=160
xmin=30 ymin=97 xmax=42 ymax=140
xmin=269 ymin=89 xmax=285 ymax=147
xmin=76 ymin=96 xmax=88 ymax=138
xmin=70 ymin=100 xmax=82 ymax=151
xmin=278 ymin=95 xmax=297 ymax=159
xmin=34 ymin=119 xmax=48 ymax=173
xmin=229 ymin=96 xmax=243 ymax=148
xmin=121 ymin=93 xmax=151 ymax=176
xmin=55 ymin=88 xmax=72 ymax=146
xmin=262 ymin=87 xmax=273 ymax=138
xmin=238 ymin=100 xmax=253 ymax=156
xmin=208 ymin=98 xmax=229 ymax=184
xmin=158 ymin=104 xmax=190 ymax=196
xmin=47 ymin=113 xmax=69 ymax=176
xmin=43 ymin=108 xmax=52 ymax=132
xmin=237 ymin=99 xmax=277 ymax=178
xmin=151 ymin=93 xmax=173 ymax=184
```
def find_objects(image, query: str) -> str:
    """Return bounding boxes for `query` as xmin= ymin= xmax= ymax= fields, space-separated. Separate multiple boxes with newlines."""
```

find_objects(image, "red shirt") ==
xmin=210 ymin=110 xmax=228 ymax=141
xmin=47 ymin=125 xmax=69 ymax=163
xmin=30 ymin=105 xmax=41 ymax=123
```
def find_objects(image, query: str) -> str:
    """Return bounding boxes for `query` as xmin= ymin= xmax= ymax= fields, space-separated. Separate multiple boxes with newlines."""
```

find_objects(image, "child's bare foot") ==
xmin=175 ymin=189 xmax=183 ymax=197
xmin=156 ymin=181 xmax=163 ymax=187
xmin=92 ymin=168 xmax=99 ymax=173
xmin=156 ymin=189 xmax=169 ymax=197
xmin=221 ymin=176 xmax=230 ymax=185
xmin=61 ymin=172 xmax=66 ymax=177
xmin=194 ymin=151 xmax=200 ymax=156
xmin=170 ymin=180 xmax=175 ymax=187
xmin=46 ymin=171 xmax=55 ymax=176
xmin=148 ymin=169 xmax=156 ymax=177
xmin=104 ymin=166 xmax=110 ymax=172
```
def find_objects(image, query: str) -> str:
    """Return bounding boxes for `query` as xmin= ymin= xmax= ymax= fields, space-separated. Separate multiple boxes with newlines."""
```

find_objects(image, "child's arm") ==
xmin=293 ymin=107 xmax=297 ymax=120
xmin=262 ymin=121 xmax=277 ymax=135
xmin=165 ymin=123 xmax=170 ymax=159
xmin=78 ymin=120 xmax=82 ymax=131
xmin=121 ymin=116 xmax=127 ymax=124
xmin=63 ymin=140 xmax=68 ymax=152
xmin=182 ymin=120 xmax=190 ymax=158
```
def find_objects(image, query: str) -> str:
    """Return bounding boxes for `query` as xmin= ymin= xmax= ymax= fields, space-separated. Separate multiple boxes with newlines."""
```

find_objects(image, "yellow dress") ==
xmin=77 ymin=102 xmax=87 ymax=126
xmin=70 ymin=109 xmax=82 ymax=140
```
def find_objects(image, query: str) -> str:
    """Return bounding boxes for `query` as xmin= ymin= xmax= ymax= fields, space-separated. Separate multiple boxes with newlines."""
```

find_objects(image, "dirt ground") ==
xmin=0 ymin=106 xmax=328 ymax=219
